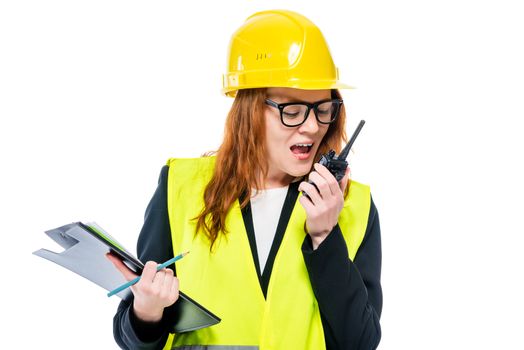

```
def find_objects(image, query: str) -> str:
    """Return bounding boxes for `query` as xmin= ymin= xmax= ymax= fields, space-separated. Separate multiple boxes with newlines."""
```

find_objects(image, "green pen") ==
xmin=107 ymin=251 xmax=189 ymax=297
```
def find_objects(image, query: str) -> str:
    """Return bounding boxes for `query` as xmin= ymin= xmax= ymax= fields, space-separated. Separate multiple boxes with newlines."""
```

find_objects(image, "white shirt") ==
xmin=250 ymin=186 xmax=289 ymax=272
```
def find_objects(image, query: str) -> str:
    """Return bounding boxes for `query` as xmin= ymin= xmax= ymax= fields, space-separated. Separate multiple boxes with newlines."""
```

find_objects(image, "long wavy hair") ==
xmin=194 ymin=88 xmax=348 ymax=249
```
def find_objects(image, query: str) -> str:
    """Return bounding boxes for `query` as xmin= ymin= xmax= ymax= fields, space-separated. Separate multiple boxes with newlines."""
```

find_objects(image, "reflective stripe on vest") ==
xmin=163 ymin=157 xmax=370 ymax=350
xmin=172 ymin=346 xmax=258 ymax=350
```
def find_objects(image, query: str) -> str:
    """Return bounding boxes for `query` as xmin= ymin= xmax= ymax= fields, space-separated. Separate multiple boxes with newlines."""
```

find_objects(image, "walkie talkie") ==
xmin=303 ymin=120 xmax=366 ymax=198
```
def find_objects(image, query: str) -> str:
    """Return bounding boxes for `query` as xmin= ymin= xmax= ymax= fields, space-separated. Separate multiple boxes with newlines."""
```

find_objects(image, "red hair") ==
xmin=194 ymin=88 xmax=347 ymax=249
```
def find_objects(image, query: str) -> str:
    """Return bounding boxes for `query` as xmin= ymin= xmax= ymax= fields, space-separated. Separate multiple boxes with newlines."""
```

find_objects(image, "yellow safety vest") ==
xmin=163 ymin=157 xmax=371 ymax=350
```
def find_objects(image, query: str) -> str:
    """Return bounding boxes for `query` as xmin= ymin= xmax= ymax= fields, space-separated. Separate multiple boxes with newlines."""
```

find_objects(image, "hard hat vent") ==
xmin=256 ymin=53 xmax=269 ymax=60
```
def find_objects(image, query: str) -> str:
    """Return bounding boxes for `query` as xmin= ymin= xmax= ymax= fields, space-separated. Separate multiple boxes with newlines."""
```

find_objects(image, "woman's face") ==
xmin=264 ymin=87 xmax=332 ymax=188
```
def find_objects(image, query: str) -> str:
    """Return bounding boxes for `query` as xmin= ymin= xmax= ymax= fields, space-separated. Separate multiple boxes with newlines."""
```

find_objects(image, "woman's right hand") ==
xmin=107 ymin=253 xmax=180 ymax=323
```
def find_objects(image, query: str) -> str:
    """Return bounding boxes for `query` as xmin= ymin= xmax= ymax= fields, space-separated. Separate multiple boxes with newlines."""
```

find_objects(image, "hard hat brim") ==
xmin=222 ymin=81 xmax=354 ymax=97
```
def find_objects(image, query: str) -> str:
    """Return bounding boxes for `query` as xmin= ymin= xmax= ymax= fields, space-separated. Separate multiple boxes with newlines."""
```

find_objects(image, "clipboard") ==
xmin=33 ymin=222 xmax=220 ymax=333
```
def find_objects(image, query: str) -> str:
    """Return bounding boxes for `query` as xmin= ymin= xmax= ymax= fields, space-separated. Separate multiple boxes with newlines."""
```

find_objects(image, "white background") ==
xmin=2 ymin=0 xmax=523 ymax=349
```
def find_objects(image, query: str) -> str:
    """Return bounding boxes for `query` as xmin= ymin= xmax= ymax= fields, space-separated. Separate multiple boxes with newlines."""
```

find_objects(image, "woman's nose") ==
xmin=298 ymin=109 xmax=319 ymax=133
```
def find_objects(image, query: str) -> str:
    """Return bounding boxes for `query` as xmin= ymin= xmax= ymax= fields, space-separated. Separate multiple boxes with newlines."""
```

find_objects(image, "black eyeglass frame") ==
xmin=264 ymin=98 xmax=344 ymax=127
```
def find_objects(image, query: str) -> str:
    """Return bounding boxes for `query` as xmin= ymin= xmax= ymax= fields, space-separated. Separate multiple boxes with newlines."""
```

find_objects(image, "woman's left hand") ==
xmin=298 ymin=163 xmax=350 ymax=250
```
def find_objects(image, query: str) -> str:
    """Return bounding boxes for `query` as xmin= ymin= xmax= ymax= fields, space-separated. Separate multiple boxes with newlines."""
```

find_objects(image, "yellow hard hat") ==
xmin=222 ymin=9 xmax=352 ymax=97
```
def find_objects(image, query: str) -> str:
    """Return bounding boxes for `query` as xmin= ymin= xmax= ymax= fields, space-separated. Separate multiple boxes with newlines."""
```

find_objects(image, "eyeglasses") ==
xmin=265 ymin=98 xmax=343 ymax=127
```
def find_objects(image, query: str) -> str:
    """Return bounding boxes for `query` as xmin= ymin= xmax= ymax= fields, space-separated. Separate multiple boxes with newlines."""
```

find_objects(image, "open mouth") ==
xmin=290 ymin=143 xmax=313 ymax=160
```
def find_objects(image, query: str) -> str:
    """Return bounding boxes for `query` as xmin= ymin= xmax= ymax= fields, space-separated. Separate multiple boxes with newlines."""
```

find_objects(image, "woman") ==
xmin=109 ymin=9 xmax=382 ymax=350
